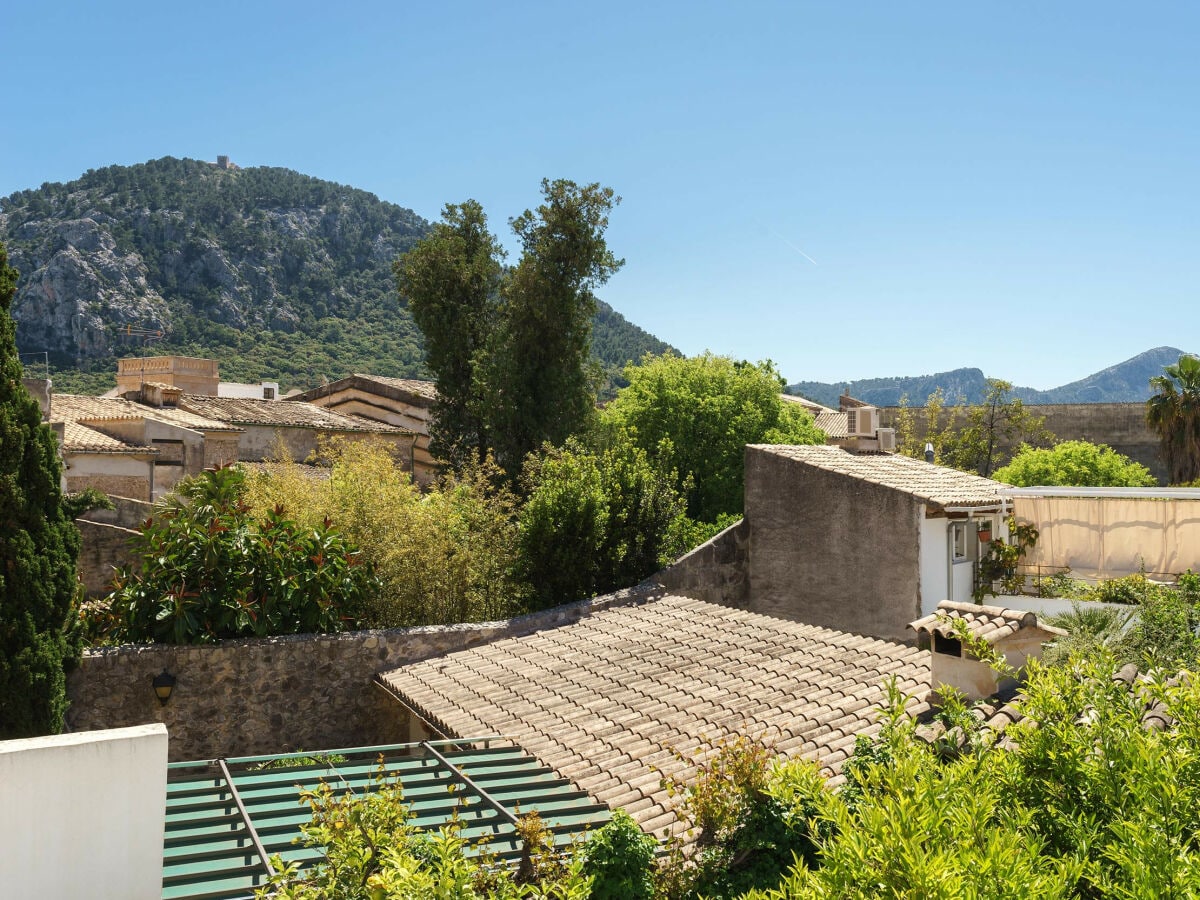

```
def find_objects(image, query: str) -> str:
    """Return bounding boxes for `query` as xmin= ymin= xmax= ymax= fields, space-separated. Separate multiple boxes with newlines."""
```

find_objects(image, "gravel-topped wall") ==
xmin=66 ymin=584 xmax=657 ymax=761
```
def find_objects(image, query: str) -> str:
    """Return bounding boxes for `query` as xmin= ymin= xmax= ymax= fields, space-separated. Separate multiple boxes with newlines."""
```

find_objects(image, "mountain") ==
xmin=788 ymin=347 xmax=1195 ymax=407
xmin=0 ymin=157 xmax=674 ymax=393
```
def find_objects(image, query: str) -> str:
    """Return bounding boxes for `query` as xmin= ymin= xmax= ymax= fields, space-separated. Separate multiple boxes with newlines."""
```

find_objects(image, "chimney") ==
xmin=22 ymin=378 xmax=51 ymax=420
xmin=909 ymin=601 xmax=1067 ymax=703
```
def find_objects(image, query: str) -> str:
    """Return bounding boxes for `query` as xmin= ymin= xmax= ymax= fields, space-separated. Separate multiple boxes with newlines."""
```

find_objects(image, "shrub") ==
xmin=90 ymin=465 xmax=376 ymax=644
xmin=258 ymin=774 xmax=592 ymax=899
xmin=581 ymin=811 xmax=657 ymax=900
xmin=992 ymin=440 xmax=1157 ymax=488
xmin=244 ymin=439 xmax=522 ymax=627
xmin=518 ymin=436 xmax=689 ymax=609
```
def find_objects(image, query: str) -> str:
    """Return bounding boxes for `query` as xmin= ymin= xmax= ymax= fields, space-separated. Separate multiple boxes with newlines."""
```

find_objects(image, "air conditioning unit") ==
xmin=877 ymin=428 xmax=897 ymax=452
xmin=846 ymin=406 xmax=878 ymax=437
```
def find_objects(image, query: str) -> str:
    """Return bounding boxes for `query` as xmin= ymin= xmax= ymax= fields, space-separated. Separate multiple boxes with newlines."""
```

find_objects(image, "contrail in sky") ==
xmin=769 ymin=230 xmax=819 ymax=266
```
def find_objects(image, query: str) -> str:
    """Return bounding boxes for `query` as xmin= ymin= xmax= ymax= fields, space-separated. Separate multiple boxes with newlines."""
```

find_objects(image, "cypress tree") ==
xmin=0 ymin=240 xmax=81 ymax=737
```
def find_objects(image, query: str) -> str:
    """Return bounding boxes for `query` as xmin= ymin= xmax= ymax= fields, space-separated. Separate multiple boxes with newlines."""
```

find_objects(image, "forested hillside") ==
xmin=0 ymin=157 xmax=672 ymax=393
xmin=789 ymin=347 xmax=1194 ymax=407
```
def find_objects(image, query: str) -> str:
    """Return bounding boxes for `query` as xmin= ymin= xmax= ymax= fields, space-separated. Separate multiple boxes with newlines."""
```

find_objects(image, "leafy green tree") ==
xmin=395 ymin=200 xmax=505 ymax=470
xmin=517 ymin=435 xmax=688 ymax=609
xmin=90 ymin=466 xmax=377 ymax=644
xmin=0 ymin=240 xmax=82 ymax=737
xmin=992 ymin=440 xmax=1157 ymax=487
xmin=480 ymin=179 xmax=624 ymax=476
xmin=939 ymin=378 xmax=1054 ymax=476
xmin=1146 ymin=353 xmax=1200 ymax=485
xmin=601 ymin=353 xmax=825 ymax=522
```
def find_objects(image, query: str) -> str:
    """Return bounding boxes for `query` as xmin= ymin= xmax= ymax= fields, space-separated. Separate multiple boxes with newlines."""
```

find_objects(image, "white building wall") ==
xmin=919 ymin=513 xmax=951 ymax=617
xmin=0 ymin=724 xmax=168 ymax=900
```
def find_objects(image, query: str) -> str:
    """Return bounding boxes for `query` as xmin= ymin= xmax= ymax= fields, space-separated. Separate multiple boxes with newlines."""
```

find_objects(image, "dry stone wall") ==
xmin=75 ymin=520 xmax=138 ymax=597
xmin=67 ymin=585 xmax=655 ymax=761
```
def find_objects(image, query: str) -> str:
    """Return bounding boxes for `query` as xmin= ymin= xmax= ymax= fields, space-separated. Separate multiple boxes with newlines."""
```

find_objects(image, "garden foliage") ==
xmin=517 ymin=435 xmax=691 ymax=609
xmin=600 ymin=353 xmax=825 ymax=523
xmin=244 ymin=439 xmax=522 ymax=628
xmin=992 ymin=440 xmax=1156 ymax=487
xmin=91 ymin=465 xmax=376 ymax=644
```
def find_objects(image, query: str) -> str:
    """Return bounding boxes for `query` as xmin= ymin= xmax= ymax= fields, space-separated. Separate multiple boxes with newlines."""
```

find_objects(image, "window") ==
xmin=952 ymin=521 xmax=969 ymax=561
xmin=263 ymin=386 xmax=275 ymax=400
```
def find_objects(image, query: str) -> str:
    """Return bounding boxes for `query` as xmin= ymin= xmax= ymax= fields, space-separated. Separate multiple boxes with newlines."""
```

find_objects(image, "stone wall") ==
xmin=881 ymin=402 xmax=1166 ymax=483
xmin=67 ymin=473 xmax=150 ymax=502
xmin=79 ymin=494 xmax=154 ymax=529
xmin=66 ymin=584 xmax=655 ymax=761
xmin=743 ymin=446 xmax=924 ymax=642
xmin=76 ymin=520 xmax=138 ymax=597
xmin=658 ymin=519 xmax=749 ymax=607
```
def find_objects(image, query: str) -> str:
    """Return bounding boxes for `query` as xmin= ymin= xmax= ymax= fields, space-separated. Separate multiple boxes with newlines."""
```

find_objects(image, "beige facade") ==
xmin=116 ymin=356 xmax=220 ymax=396
xmin=289 ymin=375 xmax=438 ymax=485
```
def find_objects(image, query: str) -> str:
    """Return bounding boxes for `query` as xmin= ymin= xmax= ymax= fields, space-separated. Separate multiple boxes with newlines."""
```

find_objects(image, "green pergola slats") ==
xmin=162 ymin=738 xmax=609 ymax=900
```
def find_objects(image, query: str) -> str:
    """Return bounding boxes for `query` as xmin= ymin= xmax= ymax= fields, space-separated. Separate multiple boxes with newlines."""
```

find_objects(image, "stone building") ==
xmin=289 ymin=374 xmax=438 ymax=485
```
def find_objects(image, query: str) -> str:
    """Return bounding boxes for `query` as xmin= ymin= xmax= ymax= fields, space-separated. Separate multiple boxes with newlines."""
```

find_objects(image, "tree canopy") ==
xmin=480 ymin=179 xmax=624 ymax=475
xmin=600 ymin=353 xmax=825 ymax=523
xmin=992 ymin=440 xmax=1157 ymax=488
xmin=1146 ymin=353 xmax=1200 ymax=485
xmin=0 ymin=240 xmax=82 ymax=737
xmin=394 ymin=200 xmax=505 ymax=469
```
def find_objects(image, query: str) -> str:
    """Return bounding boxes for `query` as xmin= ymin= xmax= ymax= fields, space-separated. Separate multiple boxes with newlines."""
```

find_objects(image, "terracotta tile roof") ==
xmin=353 ymin=374 xmax=437 ymax=400
xmin=179 ymin=395 xmax=411 ymax=435
xmin=60 ymin=421 xmax=156 ymax=455
xmin=779 ymin=393 xmax=833 ymax=416
xmin=377 ymin=592 xmax=930 ymax=838
xmin=813 ymin=410 xmax=849 ymax=438
xmin=51 ymin=394 xmax=243 ymax=433
xmin=910 ymin=601 xmax=1067 ymax=645
xmin=756 ymin=444 xmax=1006 ymax=508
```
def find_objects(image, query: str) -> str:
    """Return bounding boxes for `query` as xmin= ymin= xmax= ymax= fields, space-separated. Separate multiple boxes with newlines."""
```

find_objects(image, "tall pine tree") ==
xmin=480 ymin=179 xmax=623 ymax=475
xmin=395 ymin=201 xmax=505 ymax=471
xmin=0 ymin=240 xmax=81 ymax=738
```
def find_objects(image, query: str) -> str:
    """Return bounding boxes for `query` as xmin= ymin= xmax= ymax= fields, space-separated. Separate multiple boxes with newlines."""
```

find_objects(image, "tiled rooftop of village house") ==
xmin=910 ymin=600 xmax=1068 ymax=645
xmin=352 ymin=374 xmax=438 ymax=399
xmin=60 ymin=421 xmax=157 ymax=454
xmin=377 ymin=590 xmax=931 ymax=839
xmin=51 ymin=394 xmax=243 ymax=433
xmin=813 ymin=410 xmax=850 ymax=438
xmin=756 ymin=443 xmax=1006 ymax=508
xmin=178 ymin=394 xmax=411 ymax=434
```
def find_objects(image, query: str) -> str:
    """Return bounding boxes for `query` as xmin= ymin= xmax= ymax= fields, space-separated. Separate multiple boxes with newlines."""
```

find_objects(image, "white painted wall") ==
xmin=0 ymin=724 xmax=167 ymax=900
xmin=919 ymin=513 xmax=951 ymax=616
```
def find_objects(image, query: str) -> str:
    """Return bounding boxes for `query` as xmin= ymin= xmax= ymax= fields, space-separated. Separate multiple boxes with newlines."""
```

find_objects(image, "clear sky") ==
xmin=2 ymin=1 xmax=1196 ymax=389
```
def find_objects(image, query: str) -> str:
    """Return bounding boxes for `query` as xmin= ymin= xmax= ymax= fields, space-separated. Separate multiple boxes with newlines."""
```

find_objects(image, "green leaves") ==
xmin=89 ymin=465 xmax=377 ymax=645
xmin=992 ymin=441 xmax=1157 ymax=488
xmin=601 ymin=353 xmax=825 ymax=522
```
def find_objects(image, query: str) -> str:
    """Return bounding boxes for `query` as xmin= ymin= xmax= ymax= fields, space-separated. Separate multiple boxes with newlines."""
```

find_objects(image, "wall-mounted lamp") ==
xmin=152 ymin=669 xmax=176 ymax=705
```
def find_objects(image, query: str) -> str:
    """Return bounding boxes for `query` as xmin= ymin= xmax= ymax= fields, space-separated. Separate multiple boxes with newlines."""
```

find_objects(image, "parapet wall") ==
xmin=657 ymin=519 xmax=749 ymax=607
xmin=66 ymin=585 xmax=656 ymax=761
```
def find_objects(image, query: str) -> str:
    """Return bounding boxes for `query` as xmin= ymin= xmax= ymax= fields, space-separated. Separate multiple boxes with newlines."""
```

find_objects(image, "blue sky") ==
xmin=2 ymin=1 xmax=1196 ymax=388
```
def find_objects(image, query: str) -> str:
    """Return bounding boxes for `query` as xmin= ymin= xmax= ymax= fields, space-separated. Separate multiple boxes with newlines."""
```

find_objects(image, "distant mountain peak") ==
xmin=787 ymin=347 xmax=1194 ymax=407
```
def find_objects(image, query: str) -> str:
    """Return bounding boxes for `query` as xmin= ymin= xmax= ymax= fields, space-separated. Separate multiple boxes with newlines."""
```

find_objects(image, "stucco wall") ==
xmin=0 ymin=724 xmax=167 ymax=900
xmin=232 ymin=424 xmax=413 ymax=470
xmin=658 ymin=519 xmax=749 ymax=607
xmin=77 ymin=520 xmax=139 ymax=597
xmin=67 ymin=585 xmax=654 ymax=761
xmin=743 ymin=446 xmax=923 ymax=642
xmin=881 ymin=402 xmax=1166 ymax=483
